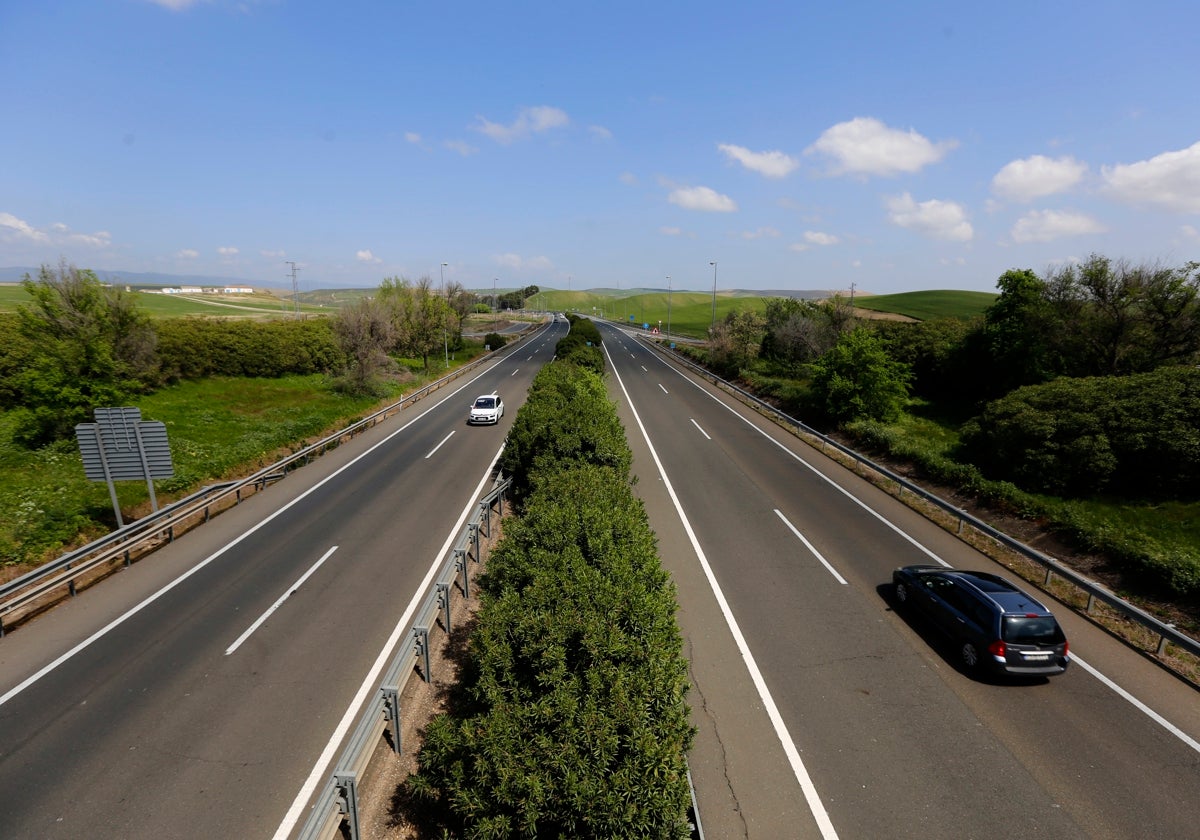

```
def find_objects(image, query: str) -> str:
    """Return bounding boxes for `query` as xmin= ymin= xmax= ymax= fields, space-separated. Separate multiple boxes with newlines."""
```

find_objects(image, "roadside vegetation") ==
xmin=405 ymin=323 xmax=694 ymax=838
xmin=674 ymin=255 xmax=1200 ymax=632
xmin=0 ymin=264 xmax=515 ymax=573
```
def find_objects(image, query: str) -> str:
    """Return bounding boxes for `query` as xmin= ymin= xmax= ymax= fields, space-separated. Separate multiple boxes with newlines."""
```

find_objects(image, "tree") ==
xmin=331 ymin=297 xmax=396 ymax=394
xmin=708 ymin=309 xmax=766 ymax=377
xmin=13 ymin=262 xmax=158 ymax=446
xmin=378 ymin=275 xmax=447 ymax=369
xmin=978 ymin=268 xmax=1059 ymax=396
xmin=444 ymin=280 xmax=476 ymax=349
xmin=811 ymin=328 xmax=911 ymax=423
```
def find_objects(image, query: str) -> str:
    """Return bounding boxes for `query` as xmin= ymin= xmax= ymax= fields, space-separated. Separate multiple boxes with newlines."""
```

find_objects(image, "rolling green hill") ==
xmin=853 ymin=290 xmax=996 ymax=320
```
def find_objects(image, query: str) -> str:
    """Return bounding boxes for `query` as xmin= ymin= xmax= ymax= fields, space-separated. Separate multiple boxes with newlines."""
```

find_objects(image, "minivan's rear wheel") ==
xmin=894 ymin=582 xmax=909 ymax=605
xmin=961 ymin=642 xmax=980 ymax=670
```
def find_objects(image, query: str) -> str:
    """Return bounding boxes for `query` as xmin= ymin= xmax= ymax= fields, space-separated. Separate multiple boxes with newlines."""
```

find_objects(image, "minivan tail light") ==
xmin=988 ymin=639 xmax=1006 ymax=661
xmin=1063 ymin=641 xmax=1070 ymax=660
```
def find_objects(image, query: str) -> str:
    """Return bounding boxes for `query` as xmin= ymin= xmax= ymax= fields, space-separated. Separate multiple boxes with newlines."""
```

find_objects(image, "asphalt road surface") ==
xmin=595 ymin=320 xmax=1200 ymax=840
xmin=0 ymin=321 xmax=566 ymax=839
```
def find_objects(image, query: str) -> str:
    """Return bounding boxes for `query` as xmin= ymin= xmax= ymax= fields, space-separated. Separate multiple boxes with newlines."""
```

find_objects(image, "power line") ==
xmin=285 ymin=261 xmax=301 ymax=318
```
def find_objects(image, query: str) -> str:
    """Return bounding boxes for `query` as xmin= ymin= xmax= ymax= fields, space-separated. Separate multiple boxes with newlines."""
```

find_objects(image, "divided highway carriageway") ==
xmin=1 ymin=315 xmax=1198 ymax=839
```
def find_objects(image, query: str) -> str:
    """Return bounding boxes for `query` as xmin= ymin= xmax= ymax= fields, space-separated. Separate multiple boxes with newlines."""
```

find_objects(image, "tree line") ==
xmin=1 ymin=264 xmax=535 ymax=446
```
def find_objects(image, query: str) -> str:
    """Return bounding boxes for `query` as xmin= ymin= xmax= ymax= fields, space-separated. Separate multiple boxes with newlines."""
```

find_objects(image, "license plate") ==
xmin=1023 ymin=653 xmax=1050 ymax=660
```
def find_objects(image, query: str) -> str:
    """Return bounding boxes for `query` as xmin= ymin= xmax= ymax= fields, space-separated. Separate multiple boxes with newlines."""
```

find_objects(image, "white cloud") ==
xmin=718 ymin=143 xmax=798 ymax=178
xmin=589 ymin=125 xmax=613 ymax=140
xmin=356 ymin=249 xmax=382 ymax=264
xmin=68 ymin=230 xmax=112 ymax=247
xmin=444 ymin=139 xmax=478 ymax=156
xmin=660 ymin=226 xmax=683 ymax=236
xmin=992 ymin=155 xmax=1087 ymax=202
xmin=493 ymin=253 xmax=553 ymax=271
xmin=619 ymin=172 xmax=639 ymax=186
xmin=1011 ymin=209 xmax=1106 ymax=243
xmin=260 ymin=249 xmax=285 ymax=258
xmin=1182 ymin=224 xmax=1200 ymax=241
xmin=789 ymin=230 xmax=840 ymax=252
xmin=0 ymin=212 xmax=50 ymax=242
xmin=404 ymin=132 xmax=422 ymax=145
xmin=145 ymin=0 xmax=203 ymax=10
xmin=217 ymin=246 xmax=239 ymax=257
xmin=474 ymin=106 xmax=570 ymax=144
xmin=803 ymin=230 xmax=839 ymax=246
xmin=177 ymin=249 xmax=199 ymax=259
xmin=667 ymin=185 xmax=738 ymax=213
xmin=886 ymin=193 xmax=973 ymax=241
xmin=806 ymin=117 xmax=956 ymax=177
xmin=741 ymin=227 xmax=780 ymax=240
xmin=1102 ymin=141 xmax=1200 ymax=213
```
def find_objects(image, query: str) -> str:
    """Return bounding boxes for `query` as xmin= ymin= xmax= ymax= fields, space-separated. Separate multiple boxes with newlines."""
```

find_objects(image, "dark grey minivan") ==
xmin=892 ymin=564 xmax=1070 ymax=677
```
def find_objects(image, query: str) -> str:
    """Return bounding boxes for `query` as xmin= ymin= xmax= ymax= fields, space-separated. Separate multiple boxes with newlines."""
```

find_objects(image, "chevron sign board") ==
xmin=76 ymin=407 xmax=174 ymax=482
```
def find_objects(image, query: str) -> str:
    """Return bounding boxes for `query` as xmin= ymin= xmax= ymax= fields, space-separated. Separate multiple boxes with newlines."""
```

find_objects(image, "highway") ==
xmin=0 ymin=320 xmax=567 ymax=839
xmin=2 ymin=315 xmax=1198 ymax=840
xmin=595 ymin=320 xmax=1200 ymax=840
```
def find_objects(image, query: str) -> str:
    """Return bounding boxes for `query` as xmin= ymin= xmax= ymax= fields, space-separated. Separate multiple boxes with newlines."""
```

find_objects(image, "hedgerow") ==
xmin=408 ymin=361 xmax=694 ymax=839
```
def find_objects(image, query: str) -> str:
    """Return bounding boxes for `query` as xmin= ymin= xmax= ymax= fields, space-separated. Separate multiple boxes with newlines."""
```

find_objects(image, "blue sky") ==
xmin=2 ymin=1 xmax=1199 ymax=295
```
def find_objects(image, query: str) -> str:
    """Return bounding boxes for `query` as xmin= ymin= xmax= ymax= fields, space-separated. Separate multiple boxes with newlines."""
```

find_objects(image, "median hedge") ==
xmin=408 ymin=362 xmax=695 ymax=839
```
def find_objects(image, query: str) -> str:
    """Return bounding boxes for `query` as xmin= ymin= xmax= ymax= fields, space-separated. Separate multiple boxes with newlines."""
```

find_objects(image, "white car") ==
xmin=468 ymin=393 xmax=504 ymax=425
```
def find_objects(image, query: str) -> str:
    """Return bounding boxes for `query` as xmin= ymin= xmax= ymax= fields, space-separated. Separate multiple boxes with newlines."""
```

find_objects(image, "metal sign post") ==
xmin=76 ymin=407 xmax=175 ymax=527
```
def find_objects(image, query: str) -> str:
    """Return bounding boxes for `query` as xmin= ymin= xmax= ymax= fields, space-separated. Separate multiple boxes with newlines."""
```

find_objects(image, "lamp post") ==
xmin=493 ymin=278 xmax=498 ymax=325
xmin=710 ymin=261 xmax=718 ymax=333
xmin=440 ymin=262 xmax=449 ymax=368
xmin=666 ymin=275 xmax=672 ymax=339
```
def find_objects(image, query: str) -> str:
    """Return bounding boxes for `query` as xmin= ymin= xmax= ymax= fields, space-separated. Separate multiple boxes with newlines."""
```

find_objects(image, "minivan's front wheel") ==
xmin=961 ymin=642 xmax=980 ymax=670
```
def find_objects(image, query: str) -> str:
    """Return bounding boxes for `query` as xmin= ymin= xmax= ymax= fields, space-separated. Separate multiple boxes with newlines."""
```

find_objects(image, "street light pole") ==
xmin=440 ymin=262 xmax=449 ymax=368
xmin=709 ymin=261 xmax=718 ymax=332
xmin=666 ymin=275 xmax=672 ymax=339
xmin=493 ymin=278 xmax=498 ymax=325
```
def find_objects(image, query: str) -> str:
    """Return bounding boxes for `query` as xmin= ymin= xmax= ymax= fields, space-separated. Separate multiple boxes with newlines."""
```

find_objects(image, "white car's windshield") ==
xmin=475 ymin=398 xmax=495 ymax=409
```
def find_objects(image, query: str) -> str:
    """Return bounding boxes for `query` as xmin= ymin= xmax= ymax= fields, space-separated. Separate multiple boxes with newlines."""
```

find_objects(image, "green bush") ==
xmin=156 ymin=317 xmax=343 ymax=381
xmin=483 ymin=332 xmax=508 ymax=350
xmin=499 ymin=363 xmax=630 ymax=505
xmin=959 ymin=366 xmax=1200 ymax=498
xmin=409 ymin=361 xmax=693 ymax=839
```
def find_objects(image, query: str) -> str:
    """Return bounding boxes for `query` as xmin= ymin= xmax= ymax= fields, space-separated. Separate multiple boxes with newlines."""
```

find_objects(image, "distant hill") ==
xmin=853 ymin=290 xmax=996 ymax=320
xmin=0 ymin=266 xmax=260 ymax=288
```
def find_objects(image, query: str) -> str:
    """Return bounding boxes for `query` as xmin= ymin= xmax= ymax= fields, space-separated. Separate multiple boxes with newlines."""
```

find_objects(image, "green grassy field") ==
xmin=853 ymin=290 xmax=996 ymax=320
xmin=0 ymin=283 xmax=329 ymax=319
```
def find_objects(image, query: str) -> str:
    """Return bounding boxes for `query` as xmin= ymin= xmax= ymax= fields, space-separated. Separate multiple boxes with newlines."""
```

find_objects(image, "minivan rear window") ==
xmin=1002 ymin=615 xmax=1066 ymax=644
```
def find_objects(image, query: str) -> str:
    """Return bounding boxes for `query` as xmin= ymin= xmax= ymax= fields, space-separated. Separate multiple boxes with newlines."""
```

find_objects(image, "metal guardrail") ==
xmin=639 ymin=333 xmax=1200 ymax=664
xmin=0 ymin=328 xmax=543 ymax=636
xmin=296 ymin=477 xmax=511 ymax=840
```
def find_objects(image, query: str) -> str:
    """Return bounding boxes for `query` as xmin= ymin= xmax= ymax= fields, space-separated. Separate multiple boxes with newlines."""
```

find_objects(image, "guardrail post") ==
xmin=479 ymin=500 xmax=490 ymax=538
xmin=382 ymin=685 xmax=401 ymax=754
xmin=1085 ymin=593 xmax=1095 ymax=614
xmin=437 ymin=582 xmax=452 ymax=633
xmin=469 ymin=523 xmax=480 ymax=562
xmin=1044 ymin=568 xmax=1053 ymax=586
xmin=454 ymin=549 xmax=469 ymax=599
xmin=334 ymin=772 xmax=361 ymax=840
xmin=414 ymin=626 xmax=431 ymax=682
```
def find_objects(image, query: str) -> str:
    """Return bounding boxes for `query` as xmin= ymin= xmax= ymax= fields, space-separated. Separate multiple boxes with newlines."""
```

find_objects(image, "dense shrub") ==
xmin=499 ymin=362 xmax=630 ymax=505
xmin=554 ymin=324 xmax=605 ymax=374
xmin=409 ymin=360 xmax=694 ymax=839
xmin=482 ymin=331 xmax=508 ymax=350
xmin=155 ymin=317 xmax=343 ymax=381
xmin=810 ymin=328 xmax=912 ymax=424
xmin=959 ymin=366 xmax=1200 ymax=499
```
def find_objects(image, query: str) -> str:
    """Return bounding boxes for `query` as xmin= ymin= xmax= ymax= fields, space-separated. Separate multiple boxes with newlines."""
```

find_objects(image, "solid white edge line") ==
xmin=603 ymin=341 xmax=840 ymax=840
xmin=271 ymin=446 xmax=506 ymax=840
xmin=424 ymin=430 xmax=455 ymax=459
xmin=1071 ymin=655 xmax=1200 ymax=755
xmin=774 ymin=510 xmax=848 ymax=585
xmin=689 ymin=418 xmax=711 ymax=441
xmin=225 ymin=546 xmax=339 ymax=656
xmin=642 ymin=336 xmax=1200 ymax=758
xmin=0 ymin=356 xmax=508 ymax=711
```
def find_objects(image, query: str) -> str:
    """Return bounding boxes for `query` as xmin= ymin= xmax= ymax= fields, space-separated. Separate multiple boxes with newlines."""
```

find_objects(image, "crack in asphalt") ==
xmin=686 ymin=636 xmax=750 ymax=839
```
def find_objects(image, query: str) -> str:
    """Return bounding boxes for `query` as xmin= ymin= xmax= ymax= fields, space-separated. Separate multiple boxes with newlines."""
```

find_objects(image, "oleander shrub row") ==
xmin=407 ymin=361 xmax=695 ymax=839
